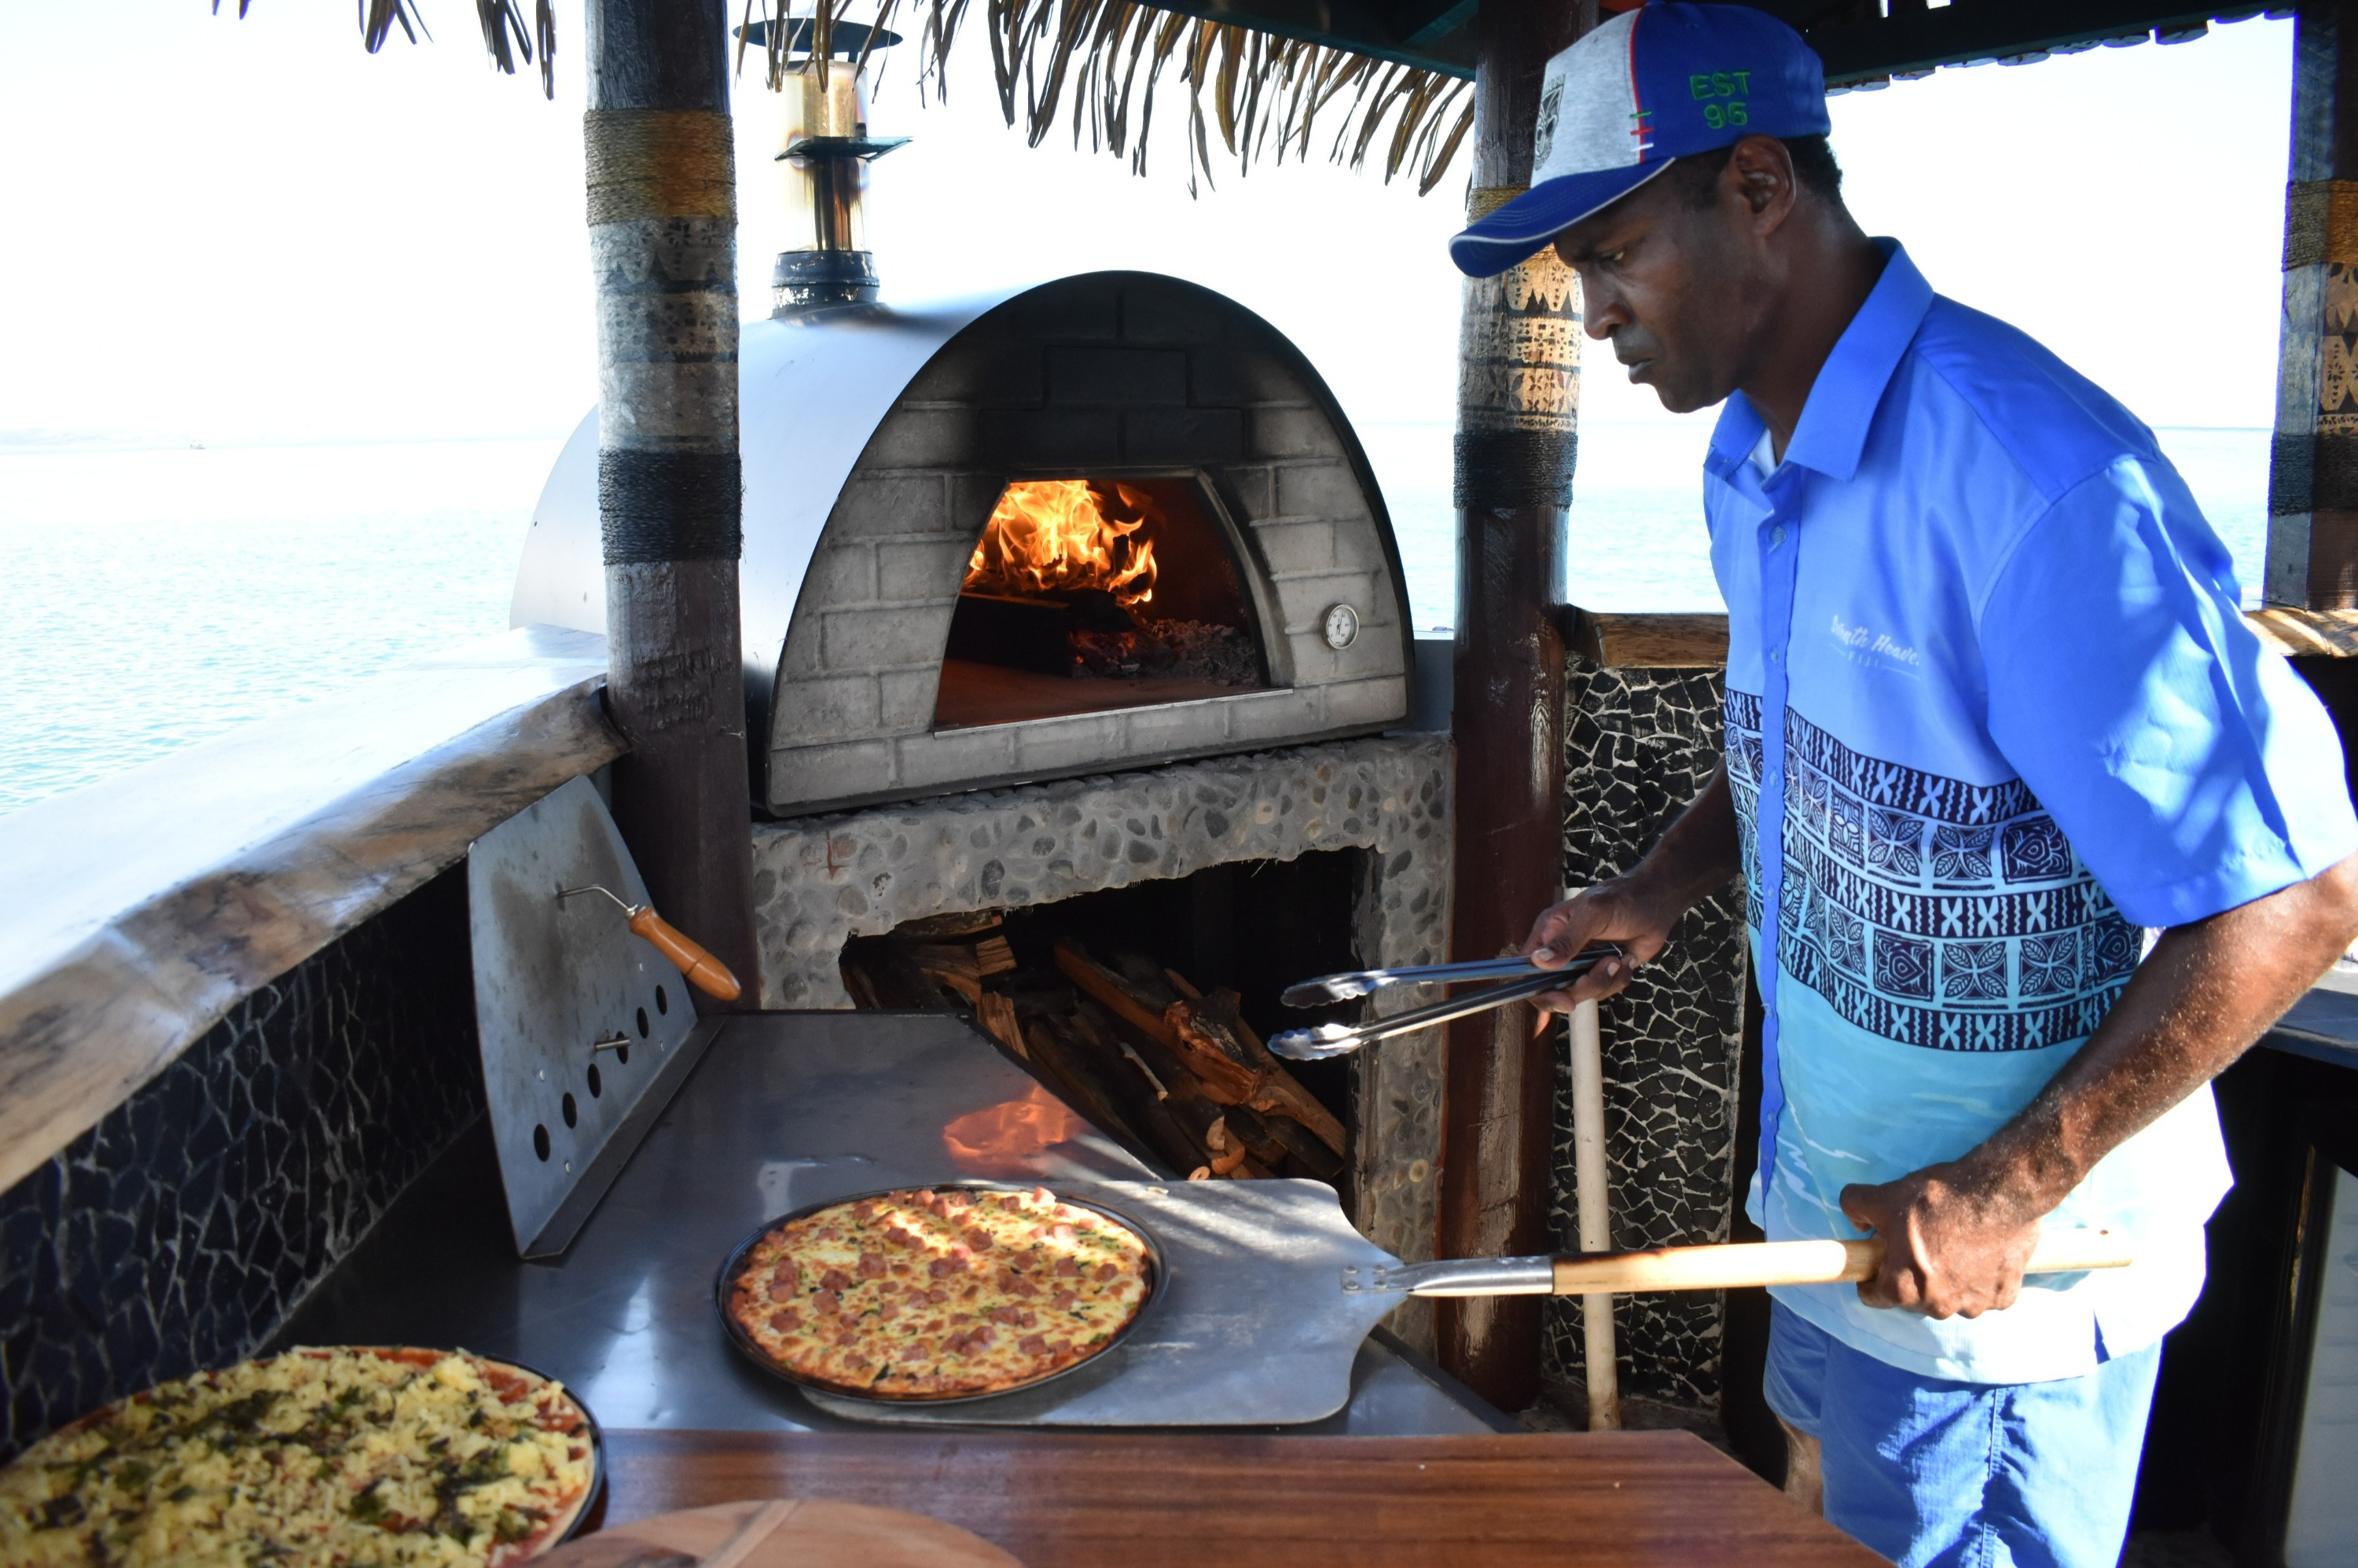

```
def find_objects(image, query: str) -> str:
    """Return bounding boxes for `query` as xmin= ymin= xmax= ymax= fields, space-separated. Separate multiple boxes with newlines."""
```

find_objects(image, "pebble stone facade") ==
xmin=1546 ymin=658 xmax=1750 ymax=1409
xmin=0 ymin=869 xmax=481 ymax=1464
xmin=749 ymin=732 xmax=1456 ymax=1348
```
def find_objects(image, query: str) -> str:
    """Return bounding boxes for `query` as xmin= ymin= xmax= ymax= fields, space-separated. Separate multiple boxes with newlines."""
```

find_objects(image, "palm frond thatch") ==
xmin=252 ymin=0 xmax=1464 ymax=190
xmin=828 ymin=0 xmax=1475 ymax=196
xmin=221 ymin=0 xmax=559 ymax=98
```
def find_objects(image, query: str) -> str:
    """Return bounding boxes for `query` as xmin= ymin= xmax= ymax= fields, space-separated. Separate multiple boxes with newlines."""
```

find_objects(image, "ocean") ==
xmin=0 ymin=424 xmax=2272 ymax=817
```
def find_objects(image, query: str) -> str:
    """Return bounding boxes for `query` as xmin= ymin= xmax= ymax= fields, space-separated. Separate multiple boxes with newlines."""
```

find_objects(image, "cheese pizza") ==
xmin=725 ymin=1185 xmax=1153 ymax=1397
xmin=0 ymin=1346 xmax=597 ymax=1568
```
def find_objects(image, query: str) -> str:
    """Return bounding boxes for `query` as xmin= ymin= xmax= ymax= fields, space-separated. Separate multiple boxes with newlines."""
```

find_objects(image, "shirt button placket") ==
xmin=1755 ymin=488 xmax=1800 ymax=1189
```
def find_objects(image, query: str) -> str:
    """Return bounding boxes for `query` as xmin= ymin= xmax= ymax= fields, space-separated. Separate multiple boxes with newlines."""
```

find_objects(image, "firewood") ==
xmin=843 ymin=938 xmax=952 ymax=1008
xmin=1162 ymin=970 xmax=1348 ymax=1157
xmin=1227 ymin=1103 xmax=1313 ymax=1170
xmin=895 ymin=910 xmax=1005 ymax=938
xmin=1038 ymin=1015 xmax=1204 ymax=1177
xmin=1021 ymin=1019 xmax=1145 ymax=1152
xmin=839 ymin=958 xmax=883 ymax=1011
xmin=1055 ymin=941 xmax=1180 ymax=1048
xmin=1074 ymin=997 xmax=1205 ymax=1103
xmin=975 ymin=935 xmax=1018 ymax=976
xmin=975 ymin=991 xmax=1027 ymax=1058
xmin=1161 ymin=1004 xmax=1267 ymax=1103
xmin=1258 ymin=1111 xmax=1346 ymax=1181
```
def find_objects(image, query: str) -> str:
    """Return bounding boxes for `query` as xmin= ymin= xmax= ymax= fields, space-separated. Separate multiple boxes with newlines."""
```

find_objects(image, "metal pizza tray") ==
xmin=787 ymin=1178 xmax=1405 ymax=1428
xmin=714 ymin=1184 xmax=1169 ymax=1405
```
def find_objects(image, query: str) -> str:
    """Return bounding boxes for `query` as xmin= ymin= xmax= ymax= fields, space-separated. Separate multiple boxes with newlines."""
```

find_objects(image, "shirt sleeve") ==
xmin=1977 ymin=456 xmax=2358 ymax=929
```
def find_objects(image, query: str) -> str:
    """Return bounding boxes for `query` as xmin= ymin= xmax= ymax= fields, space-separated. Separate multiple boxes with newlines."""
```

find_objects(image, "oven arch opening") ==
xmin=933 ymin=468 xmax=1289 ymax=732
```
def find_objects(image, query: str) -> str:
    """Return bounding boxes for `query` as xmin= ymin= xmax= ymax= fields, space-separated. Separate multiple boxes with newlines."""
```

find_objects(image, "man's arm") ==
xmin=1522 ymin=766 xmax=1743 ymax=1011
xmin=1842 ymin=850 xmax=2358 ymax=1318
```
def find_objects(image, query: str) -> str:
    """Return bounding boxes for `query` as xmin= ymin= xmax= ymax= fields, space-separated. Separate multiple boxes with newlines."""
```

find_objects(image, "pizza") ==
xmin=725 ymin=1185 xmax=1153 ymax=1397
xmin=0 ymin=1346 xmax=597 ymax=1568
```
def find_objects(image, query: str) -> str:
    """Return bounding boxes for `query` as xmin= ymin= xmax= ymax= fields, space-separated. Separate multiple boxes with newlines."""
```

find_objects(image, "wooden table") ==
xmin=594 ymin=1430 xmax=1881 ymax=1566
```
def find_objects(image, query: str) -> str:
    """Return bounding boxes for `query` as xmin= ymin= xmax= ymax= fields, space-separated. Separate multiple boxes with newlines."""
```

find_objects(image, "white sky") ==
xmin=0 ymin=7 xmax=2295 ymax=446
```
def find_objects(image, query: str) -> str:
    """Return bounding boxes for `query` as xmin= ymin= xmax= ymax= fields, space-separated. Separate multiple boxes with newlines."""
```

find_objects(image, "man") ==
xmin=1449 ymin=6 xmax=2358 ymax=1565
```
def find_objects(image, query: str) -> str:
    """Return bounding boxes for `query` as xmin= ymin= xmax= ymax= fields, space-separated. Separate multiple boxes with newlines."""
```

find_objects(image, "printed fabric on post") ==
xmin=1706 ymin=241 xmax=2358 ymax=1384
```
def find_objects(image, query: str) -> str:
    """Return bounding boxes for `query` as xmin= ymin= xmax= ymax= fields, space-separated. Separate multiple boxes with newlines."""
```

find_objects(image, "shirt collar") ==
xmin=1704 ymin=238 xmax=1933 ymax=486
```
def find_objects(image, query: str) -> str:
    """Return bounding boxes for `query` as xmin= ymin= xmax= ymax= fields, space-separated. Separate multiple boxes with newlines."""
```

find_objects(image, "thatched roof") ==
xmin=263 ymin=0 xmax=2287 ymax=195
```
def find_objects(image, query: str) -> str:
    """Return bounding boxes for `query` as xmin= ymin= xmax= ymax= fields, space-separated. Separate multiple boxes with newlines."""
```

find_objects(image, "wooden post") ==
xmin=2269 ymin=1 xmax=2358 ymax=608
xmin=585 ymin=0 xmax=758 ymax=996
xmin=1437 ymin=0 xmax=1592 ymax=1409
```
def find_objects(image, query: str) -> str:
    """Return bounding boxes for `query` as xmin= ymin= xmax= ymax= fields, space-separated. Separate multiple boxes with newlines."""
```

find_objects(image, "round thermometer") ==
xmin=1321 ymin=603 xmax=1361 ymax=650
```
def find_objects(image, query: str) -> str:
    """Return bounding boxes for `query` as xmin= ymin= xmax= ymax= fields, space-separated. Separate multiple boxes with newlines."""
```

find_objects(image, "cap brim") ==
xmin=1448 ymin=161 xmax=1678 ymax=277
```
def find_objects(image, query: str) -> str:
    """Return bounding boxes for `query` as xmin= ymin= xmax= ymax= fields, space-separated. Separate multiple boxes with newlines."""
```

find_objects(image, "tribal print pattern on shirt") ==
xmin=1724 ymin=690 xmax=2140 ymax=1052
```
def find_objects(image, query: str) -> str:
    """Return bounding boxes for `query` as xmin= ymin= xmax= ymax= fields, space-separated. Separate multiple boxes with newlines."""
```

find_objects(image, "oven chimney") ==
xmin=756 ymin=19 xmax=906 ymax=315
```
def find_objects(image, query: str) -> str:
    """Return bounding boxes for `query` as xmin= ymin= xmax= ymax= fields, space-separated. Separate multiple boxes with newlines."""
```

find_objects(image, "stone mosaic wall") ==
xmin=750 ymin=733 xmax=1454 ymax=1349
xmin=0 ymin=869 xmax=481 ymax=1463
xmin=1546 ymin=659 xmax=1750 ymax=1408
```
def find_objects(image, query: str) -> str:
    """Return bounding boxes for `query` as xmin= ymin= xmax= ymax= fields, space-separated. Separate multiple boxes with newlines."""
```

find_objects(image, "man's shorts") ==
xmin=1764 ymin=1302 xmax=2162 ymax=1568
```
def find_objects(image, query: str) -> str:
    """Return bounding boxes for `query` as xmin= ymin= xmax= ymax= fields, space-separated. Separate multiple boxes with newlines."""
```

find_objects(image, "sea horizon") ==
xmin=0 ymin=423 xmax=2275 ymax=816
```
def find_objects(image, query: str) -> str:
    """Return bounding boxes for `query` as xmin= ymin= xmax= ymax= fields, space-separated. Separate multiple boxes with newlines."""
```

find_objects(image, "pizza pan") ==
xmin=714 ymin=1183 xmax=1168 ymax=1406
xmin=13 ymin=1346 xmax=604 ymax=1559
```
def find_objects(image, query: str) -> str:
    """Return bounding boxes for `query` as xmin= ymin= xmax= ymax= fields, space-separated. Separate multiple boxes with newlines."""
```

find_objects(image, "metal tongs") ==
xmin=1268 ymin=946 xmax=1620 ymax=1060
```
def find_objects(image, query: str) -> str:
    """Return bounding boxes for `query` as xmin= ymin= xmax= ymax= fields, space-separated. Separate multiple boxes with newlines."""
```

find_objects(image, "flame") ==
xmin=942 ymin=1081 xmax=1088 ymax=1165
xmin=964 ymin=479 xmax=1158 ymax=607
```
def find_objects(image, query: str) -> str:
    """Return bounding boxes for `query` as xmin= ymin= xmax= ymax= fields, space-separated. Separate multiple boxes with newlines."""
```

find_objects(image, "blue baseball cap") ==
xmin=1449 ymin=3 xmax=1831 ymax=278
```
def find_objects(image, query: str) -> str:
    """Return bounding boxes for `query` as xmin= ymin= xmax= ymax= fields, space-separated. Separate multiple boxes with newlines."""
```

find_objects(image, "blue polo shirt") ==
xmin=1712 ymin=241 xmax=2358 ymax=1384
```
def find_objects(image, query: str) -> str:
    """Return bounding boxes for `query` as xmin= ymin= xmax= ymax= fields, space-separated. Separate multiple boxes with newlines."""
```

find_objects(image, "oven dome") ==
xmin=513 ymin=271 xmax=1412 ymax=816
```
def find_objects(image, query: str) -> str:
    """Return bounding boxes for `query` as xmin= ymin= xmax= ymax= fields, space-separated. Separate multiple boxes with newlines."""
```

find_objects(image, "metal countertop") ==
xmin=274 ymin=1011 xmax=1505 ymax=1436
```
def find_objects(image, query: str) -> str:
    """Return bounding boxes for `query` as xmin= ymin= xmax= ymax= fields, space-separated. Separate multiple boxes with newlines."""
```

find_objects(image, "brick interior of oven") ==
xmin=841 ymin=850 xmax=1363 ymax=1196
xmin=938 ymin=472 xmax=1269 ymax=729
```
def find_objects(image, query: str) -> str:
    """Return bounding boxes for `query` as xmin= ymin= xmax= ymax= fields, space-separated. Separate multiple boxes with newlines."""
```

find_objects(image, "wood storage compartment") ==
xmin=840 ymin=852 xmax=1363 ymax=1192
xmin=938 ymin=472 xmax=1267 ymax=729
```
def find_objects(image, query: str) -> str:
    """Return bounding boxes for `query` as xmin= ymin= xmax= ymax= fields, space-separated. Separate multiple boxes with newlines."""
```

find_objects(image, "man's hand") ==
xmin=1838 ymin=1165 xmax=2043 ymax=1319
xmin=1522 ymin=769 xmax=1743 ymax=1018
xmin=1835 ymin=850 xmax=2358 ymax=1318
xmin=1522 ymin=879 xmax=1672 ymax=1013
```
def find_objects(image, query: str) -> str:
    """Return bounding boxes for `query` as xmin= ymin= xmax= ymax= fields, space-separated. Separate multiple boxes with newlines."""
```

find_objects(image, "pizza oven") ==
xmin=513 ymin=270 xmax=1416 ymax=817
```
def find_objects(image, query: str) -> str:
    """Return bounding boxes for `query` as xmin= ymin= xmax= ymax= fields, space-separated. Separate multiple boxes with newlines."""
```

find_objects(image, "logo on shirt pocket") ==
xmin=1831 ymin=611 xmax=1922 ymax=675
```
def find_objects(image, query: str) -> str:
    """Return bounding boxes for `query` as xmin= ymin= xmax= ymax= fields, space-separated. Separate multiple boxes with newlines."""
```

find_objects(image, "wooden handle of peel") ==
xmin=627 ymin=908 xmax=742 ymax=1001
xmin=1549 ymin=1228 xmax=2135 ymax=1294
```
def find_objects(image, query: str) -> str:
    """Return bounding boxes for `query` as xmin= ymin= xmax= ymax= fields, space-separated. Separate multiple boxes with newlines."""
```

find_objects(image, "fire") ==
xmin=941 ymin=1081 xmax=1088 ymax=1165
xmin=965 ymin=479 xmax=1158 ymax=607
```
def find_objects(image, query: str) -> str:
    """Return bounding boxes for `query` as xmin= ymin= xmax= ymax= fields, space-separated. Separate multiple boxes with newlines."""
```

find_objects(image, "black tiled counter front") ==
xmin=0 ymin=868 xmax=481 ymax=1461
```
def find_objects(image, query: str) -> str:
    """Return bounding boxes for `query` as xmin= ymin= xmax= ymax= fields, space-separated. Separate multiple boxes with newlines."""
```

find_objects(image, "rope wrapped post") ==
xmin=1434 ymin=0 xmax=1592 ymax=1412
xmin=585 ymin=0 xmax=758 ymax=1001
xmin=2270 ymin=1 xmax=2358 ymax=608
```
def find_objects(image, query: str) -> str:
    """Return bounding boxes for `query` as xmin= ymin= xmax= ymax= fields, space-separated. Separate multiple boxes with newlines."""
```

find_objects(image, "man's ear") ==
xmin=1725 ymin=134 xmax=1798 ymax=229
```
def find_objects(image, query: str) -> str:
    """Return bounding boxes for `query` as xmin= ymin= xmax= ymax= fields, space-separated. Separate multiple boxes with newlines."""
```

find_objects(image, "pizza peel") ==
xmin=780 ymin=1179 xmax=2132 ymax=1429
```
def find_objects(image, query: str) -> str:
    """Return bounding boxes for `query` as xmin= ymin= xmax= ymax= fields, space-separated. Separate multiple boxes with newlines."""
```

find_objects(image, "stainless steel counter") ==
xmin=274 ymin=1011 xmax=1506 ymax=1436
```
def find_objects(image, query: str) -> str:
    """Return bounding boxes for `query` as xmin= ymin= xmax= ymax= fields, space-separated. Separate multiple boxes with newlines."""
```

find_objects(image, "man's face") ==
xmin=1551 ymin=159 xmax=1771 ymax=415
